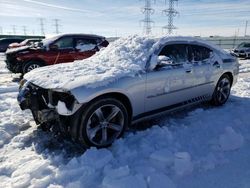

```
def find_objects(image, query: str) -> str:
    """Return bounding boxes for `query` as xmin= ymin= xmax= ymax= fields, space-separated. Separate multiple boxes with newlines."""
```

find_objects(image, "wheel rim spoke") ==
xmin=220 ymin=90 xmax=227 ymax=100
xmin=106 ymin=106 xmax=120 ymax=122
xmin=101 ymin=127 xmax=108 ymax=144
xmin=88 ymin=124 xmax=102 ymax=140
xmin=108 ymin=123 xmax=121 ymax=131
xmin=94 ymin=108 xmax=105 ymax=121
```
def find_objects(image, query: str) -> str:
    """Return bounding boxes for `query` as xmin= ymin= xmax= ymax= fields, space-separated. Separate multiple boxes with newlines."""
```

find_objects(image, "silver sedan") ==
xmin=18 ymin=36 xmax=239 ymax=148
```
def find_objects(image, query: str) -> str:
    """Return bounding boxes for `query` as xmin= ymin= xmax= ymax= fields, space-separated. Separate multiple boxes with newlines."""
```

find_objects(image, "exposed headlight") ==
xmin=19 ymin=79 xmax=27 ymax=90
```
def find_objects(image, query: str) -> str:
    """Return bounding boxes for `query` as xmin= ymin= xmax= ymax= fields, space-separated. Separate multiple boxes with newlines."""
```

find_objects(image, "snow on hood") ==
xmin=24 ymin=35 xmax=157 ymax=90
xmin=24 ymin=35 xmax=227 ymax=90
xmin=5 ymin=46 xmax=31 ymax=54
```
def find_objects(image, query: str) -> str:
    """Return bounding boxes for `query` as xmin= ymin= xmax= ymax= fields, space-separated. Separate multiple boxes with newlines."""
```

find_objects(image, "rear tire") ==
xmin=23 ymin=61 xmax=44 ymax=74
xmin=211 ymin=74 xmax=232 ymax=106
xmin=72 ymin=98 xmax=129 ymax=148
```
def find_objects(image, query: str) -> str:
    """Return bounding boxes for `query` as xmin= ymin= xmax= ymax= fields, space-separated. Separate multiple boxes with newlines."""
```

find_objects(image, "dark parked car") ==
xmin=0 ymin=38 xmax=24 ymax=52
xmin=8 ymin=38 xmax=42 ymax=49
xmin=232 ymin=42 xmax=250 ymax=58
xmin=5 ymin=34 xmax=109 ymax=74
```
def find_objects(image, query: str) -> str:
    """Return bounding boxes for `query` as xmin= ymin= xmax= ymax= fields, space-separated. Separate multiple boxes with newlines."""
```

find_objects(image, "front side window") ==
xmin=54 ymin=37 xmax=73 ymax=49
xmin=159 ymin=44 xmax=189 ymax=65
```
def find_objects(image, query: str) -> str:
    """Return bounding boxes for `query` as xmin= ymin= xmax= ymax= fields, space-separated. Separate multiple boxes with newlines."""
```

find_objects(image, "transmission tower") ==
xmin=162 ymin=0 xmax=179 ymax=35
xmin=39 ymin=18 xmax=45 ymax=36
xmin=53 ymin=19 xmax=61 ymax=34
xmin=140 ymin=0 xmax=155 ymax=35
xmin=22 ymin=26 xmax=27 ymax=35
xmin=12 ymin=25 xmax=17 ymax=35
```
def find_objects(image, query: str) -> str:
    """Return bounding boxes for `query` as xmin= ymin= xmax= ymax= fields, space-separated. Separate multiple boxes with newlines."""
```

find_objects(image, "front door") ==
xmin=145 ymin=43 xmax=196 ymax=112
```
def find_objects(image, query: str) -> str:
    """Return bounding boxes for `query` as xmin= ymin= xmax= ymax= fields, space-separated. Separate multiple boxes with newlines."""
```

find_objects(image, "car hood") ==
xmin=5 ymin=45 xmax=42 ymax=55
xmin=234 ymin=47 xmax=250 ymax=51
xmin=24 ymin=36 xmax=157 ymax=91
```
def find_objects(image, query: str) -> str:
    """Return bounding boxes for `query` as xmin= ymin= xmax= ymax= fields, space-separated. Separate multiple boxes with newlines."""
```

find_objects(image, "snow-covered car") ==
xmin=17 ymin=36 xmax=239 ymax=148
xmin=232 ymin=42 xmax=250 ymax=59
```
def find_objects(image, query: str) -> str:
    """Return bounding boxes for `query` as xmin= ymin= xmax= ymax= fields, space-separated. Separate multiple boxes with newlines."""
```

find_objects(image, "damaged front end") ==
xmin=17 ymin=80 xmax=82 ymax=132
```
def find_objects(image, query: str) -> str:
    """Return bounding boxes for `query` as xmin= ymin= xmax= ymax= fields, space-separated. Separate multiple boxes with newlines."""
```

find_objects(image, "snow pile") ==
xmin=239 ymin=59 xmax=250 ymax=73
xmin=219 ymin=127 xmax=244 ymax=151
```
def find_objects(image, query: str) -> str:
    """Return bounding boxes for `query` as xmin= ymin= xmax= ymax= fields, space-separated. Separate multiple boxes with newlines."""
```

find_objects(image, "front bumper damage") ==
xmin=5 ymin=54 xmax=23 ymax=73
xmin=17 ymin=81 xmax=81 ymax=130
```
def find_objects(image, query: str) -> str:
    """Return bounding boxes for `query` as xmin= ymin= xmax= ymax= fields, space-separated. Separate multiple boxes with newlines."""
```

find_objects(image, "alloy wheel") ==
xmin=86 ymin=104 xmax=125 ymax=146
xmin=27 ymin=64 xmax=40 ymax=72
xmin=216 ymin=77 xmax=231 ymax=104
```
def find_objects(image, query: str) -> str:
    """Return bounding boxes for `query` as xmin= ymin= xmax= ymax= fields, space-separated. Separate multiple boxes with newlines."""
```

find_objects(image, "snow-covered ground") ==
xmin=0 ymin=52 xmax=250 ymax=188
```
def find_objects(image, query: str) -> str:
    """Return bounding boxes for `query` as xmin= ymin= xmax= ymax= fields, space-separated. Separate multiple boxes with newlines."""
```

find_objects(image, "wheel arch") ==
xmin=22 ymin=58 xmax=47 ymax=68
xmin=85 ymin=92 xmax=133 ymax=121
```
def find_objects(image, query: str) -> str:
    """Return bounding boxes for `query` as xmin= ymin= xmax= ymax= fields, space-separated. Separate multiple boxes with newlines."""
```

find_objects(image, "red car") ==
xmin=5 ymin=34 xmax=109 ymax=74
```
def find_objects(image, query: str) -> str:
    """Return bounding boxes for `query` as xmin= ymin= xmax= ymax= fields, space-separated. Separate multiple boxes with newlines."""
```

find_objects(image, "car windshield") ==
xmin=40 ymin=36 xmax=60 ymax=47
xmin=237 ymin=43 xmax=250 ymax=48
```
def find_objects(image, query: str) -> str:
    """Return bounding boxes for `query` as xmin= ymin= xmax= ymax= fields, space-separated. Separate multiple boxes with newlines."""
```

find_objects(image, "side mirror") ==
xmin=157 ymin=55 xmax=173 ymax=65
xmin=49 ymin=44 xmax=59 ymax=50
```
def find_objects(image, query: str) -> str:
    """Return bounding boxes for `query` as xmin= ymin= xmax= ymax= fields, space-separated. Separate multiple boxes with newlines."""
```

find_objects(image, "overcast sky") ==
xmin=0 ymin=0 xmax=249 ymax=37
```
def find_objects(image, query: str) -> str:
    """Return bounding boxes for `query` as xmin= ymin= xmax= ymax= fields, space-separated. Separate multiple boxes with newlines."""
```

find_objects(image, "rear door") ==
xmin=145 ymin=43 xmax=196 ymax=112
xmin=189 ymin=44 xmax=220 ymax=96
xmin=74 ymin=38 xmax=98 ymax=60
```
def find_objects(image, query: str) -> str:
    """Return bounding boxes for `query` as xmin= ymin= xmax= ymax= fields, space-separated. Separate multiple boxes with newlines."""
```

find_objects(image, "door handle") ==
xmin=213 ymin=61 xmax=221 ymax=68
xmin=185 ymin=69 xmax=192 ymax=73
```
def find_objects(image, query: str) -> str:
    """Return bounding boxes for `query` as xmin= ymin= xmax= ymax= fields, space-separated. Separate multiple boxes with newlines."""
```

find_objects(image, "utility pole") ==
xmin=245 ymin=20 xmax=248 ymax=37
xmin=140 ymin=0 xmax=155 ymax=35
xmin=22 ymin=26 xmax=27 ymax=35
xmin=39 ymin=18 xmax=45 ymax=36
xmin=12 ymin=25 xmax=17 ymax=35
xmin=53 ymin=19 xmax=61 ymax=34
xmin=162 ymin=0 xmax=179 ymax=35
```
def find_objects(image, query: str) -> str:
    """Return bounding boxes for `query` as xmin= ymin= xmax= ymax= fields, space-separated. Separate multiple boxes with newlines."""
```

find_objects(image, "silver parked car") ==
xmin=18 ymin=36 xmax=239 ymax=148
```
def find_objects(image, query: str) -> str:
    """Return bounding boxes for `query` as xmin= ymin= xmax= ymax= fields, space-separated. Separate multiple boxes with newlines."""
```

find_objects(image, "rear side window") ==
xmin=54 ymin=37 xmax=74 ymax=49
xmin=190 ymin=45 xmax=212 ymax=62
xmin=75 ymin=38 xmax=97 ymax=52
xmin=159 ymin=44 xmax=189 ymax=64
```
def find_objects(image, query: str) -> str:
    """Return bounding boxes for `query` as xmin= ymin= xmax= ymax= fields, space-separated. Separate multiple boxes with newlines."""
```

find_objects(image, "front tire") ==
xmin=23 ymin=61 xmax=44 ymax=74
xmin=73 ymin=98 xmax=129 ymax=148
xmin=211 ymin=74 xmax=232 ymax=106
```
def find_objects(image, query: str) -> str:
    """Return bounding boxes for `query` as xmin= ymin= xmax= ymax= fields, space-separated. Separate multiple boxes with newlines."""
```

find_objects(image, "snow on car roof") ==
xmin=24 ymin=35 xmax=227 ymax=90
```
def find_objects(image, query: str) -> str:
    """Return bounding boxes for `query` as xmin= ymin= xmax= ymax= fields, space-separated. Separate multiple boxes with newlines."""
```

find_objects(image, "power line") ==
xmin=39 ymin=18 xmax=45 ymax=36
xmin=140 ymin=0 xmax=155 ymax=35
xmin=162 ymin=0 xmax=179 ymax=35
xmin=53 ymin=19 xmax=61 ymax=34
